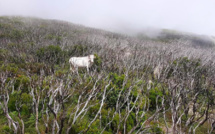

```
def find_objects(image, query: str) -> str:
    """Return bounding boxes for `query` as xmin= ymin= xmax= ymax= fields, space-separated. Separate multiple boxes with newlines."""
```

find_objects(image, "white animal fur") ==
xmin=69 ymin=55 xmax=95 ymax=72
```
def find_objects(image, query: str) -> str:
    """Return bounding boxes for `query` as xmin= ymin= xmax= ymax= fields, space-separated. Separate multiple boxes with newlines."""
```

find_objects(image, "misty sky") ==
xmin=0 ymin=0 xmax=215 ymax=36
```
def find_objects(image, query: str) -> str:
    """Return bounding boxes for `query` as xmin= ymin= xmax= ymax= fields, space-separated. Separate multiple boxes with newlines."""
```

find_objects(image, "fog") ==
xmin=1 ymin=0 xmax=215 ymax=36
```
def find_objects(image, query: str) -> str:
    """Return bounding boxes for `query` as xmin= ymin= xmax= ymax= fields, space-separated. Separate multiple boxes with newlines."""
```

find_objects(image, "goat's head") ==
xmin=89 ymin=54 xmax=95 ymax=63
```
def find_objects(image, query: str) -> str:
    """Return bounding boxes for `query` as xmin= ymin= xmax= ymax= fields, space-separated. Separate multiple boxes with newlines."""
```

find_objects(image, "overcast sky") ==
xmin=0 ymin=0 xmax=215 ymax=36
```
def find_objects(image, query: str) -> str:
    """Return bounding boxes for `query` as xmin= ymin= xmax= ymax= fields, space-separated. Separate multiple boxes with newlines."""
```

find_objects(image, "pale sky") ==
xmin=0 ymin=0 xmax=215 ymax=36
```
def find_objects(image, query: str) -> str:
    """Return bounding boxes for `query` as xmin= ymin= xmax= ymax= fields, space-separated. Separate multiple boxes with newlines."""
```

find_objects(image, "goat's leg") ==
xmin=75 ymin=67 xmax=83 ymax=84
xmin=75 ymin=67 xmax=79 ymax=74
xmin=70 ymin=65 xmax=75 ymax=73
xmin=87 ymin=66 xmax=89 ymax=73
xmin=70 ymin=64 xmax=73 ymax=72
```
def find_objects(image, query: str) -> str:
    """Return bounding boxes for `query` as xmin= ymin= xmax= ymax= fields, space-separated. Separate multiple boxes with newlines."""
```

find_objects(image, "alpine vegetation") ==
xmin=0 ymin=16 xmax=215 ymax=134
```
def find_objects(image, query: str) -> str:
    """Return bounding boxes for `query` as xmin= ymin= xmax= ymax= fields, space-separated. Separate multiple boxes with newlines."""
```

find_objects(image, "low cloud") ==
xmin=0 ymin=0 xmax=215 ymax=36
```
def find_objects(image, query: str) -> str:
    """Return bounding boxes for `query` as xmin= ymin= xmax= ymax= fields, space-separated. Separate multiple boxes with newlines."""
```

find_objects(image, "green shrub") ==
xmin=0 ymin=125 xmax=13 ymax=133
xmin=0 ymin=63 xmax=19 ymax=76
xmin=68 ymin=44 xmax=88 ymax=56
xmin=105 ymin=73 xmax=127 ymax=108
xmin=23 ymin=63 xmax=45 ymax=75
xmin=0 ymin=49 xmax=9 ymax=61
xmin=149 ymin=122 xmax=163 ymax=134
xmin=45 ymin=34 xmax=62 ymax=42
xmin=0 ymin=23 xmax=12 ymax=29
xmin=25 ymin=114 xmax=36 ymax=128
xmin=149 ymin=87 xmax=163 ymax=110
xmin=126 ymin=112 xmax=135 ymax=132
xmin=36 ymin=45 xmax=65 ymax=64
xmin=106 ymin=86 xmax=121 ymax=108
xmin=109 ymin=73 xmax=125 ymax=88
xmin=8 ymin=91 xmax=19 ymax=111
xmin=92 ymin=54 xmax=102 ymax=72
xmin=10 ymin=29 xmax=24 ymax=40
xmin=20 ymin=93 xmax=32 ymax=115
xmin=14 ymin=75 xmax=30 ymax=91
xmin=88 ymin=103 xmax=100 ymax=118
xmin=25 ymin=128 xmax=37 ymax=134
xmin=168 ymin=57 xmax=201 ymax=79
xmin=55 ymin=68 xmax=68 ymax=78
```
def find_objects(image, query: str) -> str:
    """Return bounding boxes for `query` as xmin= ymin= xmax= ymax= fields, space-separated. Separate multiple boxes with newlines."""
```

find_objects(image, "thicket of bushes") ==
xmin=0 ymin=16 xmax=215 ymax=134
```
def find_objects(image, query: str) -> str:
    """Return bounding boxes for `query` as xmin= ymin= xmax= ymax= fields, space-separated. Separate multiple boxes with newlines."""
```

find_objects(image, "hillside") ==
xmin=137 ymin=28 xmax=215 ymax=48
xmin=0 ymin=16 xmax=215 ymax=134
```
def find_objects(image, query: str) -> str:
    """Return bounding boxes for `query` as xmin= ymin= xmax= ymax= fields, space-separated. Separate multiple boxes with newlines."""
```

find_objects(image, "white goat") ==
xmin=69 ymin=55 xmax=95 ymax=72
